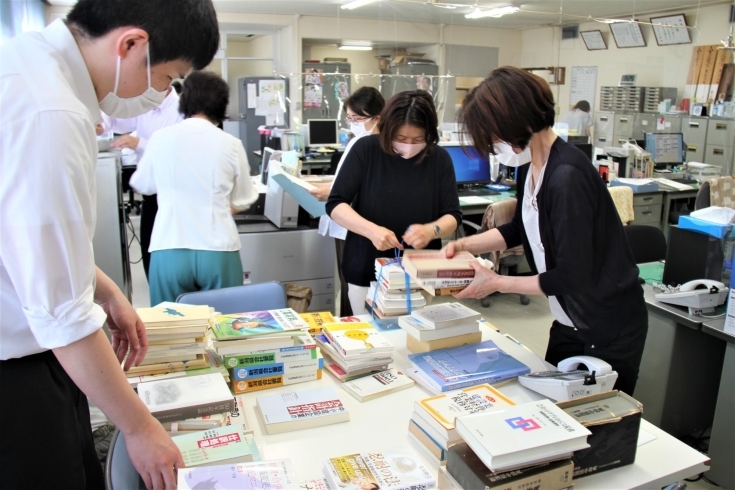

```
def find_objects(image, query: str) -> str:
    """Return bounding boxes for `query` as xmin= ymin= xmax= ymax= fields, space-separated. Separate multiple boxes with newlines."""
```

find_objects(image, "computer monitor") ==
xmin=440 ymin=143 xmax=491 ymax=187
xmin=571 ymin=143 xmax=593 ymax=162
xmin=307 ymin=119 xmax=339 ymax=147
xmin=261 ymin=147 xmax=277 ymax=185
xmin=645 ymin=132 xmax=684 ymax=169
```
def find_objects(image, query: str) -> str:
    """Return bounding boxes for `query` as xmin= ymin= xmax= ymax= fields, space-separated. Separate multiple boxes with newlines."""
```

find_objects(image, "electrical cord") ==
xmin=124 ymin=208 xmax=143 ymax=265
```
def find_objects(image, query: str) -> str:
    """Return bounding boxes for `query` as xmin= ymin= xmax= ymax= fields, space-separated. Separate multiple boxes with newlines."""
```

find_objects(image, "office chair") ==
xmin=623 ymin=225 xmax=667 ymax=264
xmin=695 ymin=176 xmax=735 ymax=210
xmin=176 ymin=281 xmax=288 ymax=314
xmin=105 ymin=429 xmax=144 ymax=490
xmin=463 ymin=200 xmax=530 ymax=308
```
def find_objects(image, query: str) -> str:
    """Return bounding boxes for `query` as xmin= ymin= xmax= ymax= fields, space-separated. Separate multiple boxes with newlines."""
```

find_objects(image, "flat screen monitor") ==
xmin=441 ymin=143 xmax=491 ymax=186
xmin=645 ymin=132 xmax=684 ymax=167
xmin=307 ymin=119 xmax=339 ymax=147
xmin=261 ymin=147 xmax=277 ymax=185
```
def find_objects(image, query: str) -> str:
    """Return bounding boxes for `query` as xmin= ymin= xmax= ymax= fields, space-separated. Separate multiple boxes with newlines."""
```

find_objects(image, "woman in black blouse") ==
xmin=446 ymin=67 xmax=648 ymax=395
xmin=326 ymin=91 xmax=461 ymax=315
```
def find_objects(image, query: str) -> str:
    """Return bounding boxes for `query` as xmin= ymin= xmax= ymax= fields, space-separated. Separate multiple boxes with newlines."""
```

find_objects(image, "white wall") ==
xmin=521 ymin=3 xmax=733 ymax=115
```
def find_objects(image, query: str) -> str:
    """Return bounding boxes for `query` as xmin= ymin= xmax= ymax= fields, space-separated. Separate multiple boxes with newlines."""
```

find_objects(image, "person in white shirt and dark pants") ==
xmin=561 ymin=100 xmax=593 ymax=137
xmin=101 ymin=88 xmax=184 ymax=278
xmin=0 ymin=1 xmax=219 ymax=488
xmin=131 ymin=71 xmax=257 ymax=305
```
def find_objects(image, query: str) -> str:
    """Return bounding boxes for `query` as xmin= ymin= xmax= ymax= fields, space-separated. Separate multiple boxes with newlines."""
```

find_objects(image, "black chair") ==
xmin=328 ymin=150 xmax=344 ymax=175
xmin=623 ymin=225 xmax=667 ymax=264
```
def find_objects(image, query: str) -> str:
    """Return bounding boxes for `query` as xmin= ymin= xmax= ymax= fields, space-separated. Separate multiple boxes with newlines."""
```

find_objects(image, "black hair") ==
xmin=179 ymin=71 xmax=230 ymax=125
xmin=171 ymin=80 xmax=183 ymax=94
xmin=343 ymin=87 xmax=385 ymax=118
xmin=378 ymin=90 xmax=439 ymax=163
xmin=573 ymin=100 xmax=591 ymax=112
xmin=66 ymin=0 xmax=219 ymax=70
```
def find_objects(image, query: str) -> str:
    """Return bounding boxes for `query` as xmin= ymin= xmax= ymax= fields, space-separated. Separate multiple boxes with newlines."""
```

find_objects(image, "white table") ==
xmin=239 ymin=321 xmax=710 ymax=489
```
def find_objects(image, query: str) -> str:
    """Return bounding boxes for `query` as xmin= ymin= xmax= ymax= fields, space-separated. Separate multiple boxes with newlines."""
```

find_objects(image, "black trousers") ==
xmin=544 ymin=311 xmax=649 ymax=396
xmin=140 ymin=194 xmax=158 ymax=279
xmin=0 ymin=351 xmax=105 ymax=489
xmin=335 ymin=238 xmax=352 ymax=317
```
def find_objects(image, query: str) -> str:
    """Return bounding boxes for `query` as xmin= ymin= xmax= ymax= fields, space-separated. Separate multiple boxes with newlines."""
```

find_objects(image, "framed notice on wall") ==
xmin=581 ymin=30 xmax=607 ymax=50
xmin=650 ymin=14 xmax=692 ymax=46
xmin=609 ymin=22 xmax=646 ymax=48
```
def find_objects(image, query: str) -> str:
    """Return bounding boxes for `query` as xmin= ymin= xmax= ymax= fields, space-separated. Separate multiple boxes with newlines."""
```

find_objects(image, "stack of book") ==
xmin=128 ymin=305 xmax=212 ymax=377
xmin=211 ymin=308 xmax=323 ymax=394
xmin=178 ymin=459 xmax=298 ymax=490
xmin=441 ymin=399 xmax=590 ymax=489
xmin=406 ymin=339 xmax=531 ymax=394
xmin=256 ymin=386 xmax=350 ymax=434
xmin=399 ymin=303 xmax=483 ymax=353
xmin=171 ymin=424 xmax=260 ymax=468
xmin=408 ymin=384 xmax=515 ymax=465
xmin=323 ymin=448 xmax=436 ymax=490
xmin=402 ymin=250 xmax=477 ymax=296
xmin=366 ymin=257 xmax=427 ymax=318
xmin=137 ymin=373 xmax=235 ymax=423
xmin=163 ymin=394 xmax=251 ymax=435
xmin=299 ymin=311 xmax=336 ymax=335
xmin=126 ymin=349 xmax=230 ymax=388
xmin=316 ymin=322 xmax=394 ymax=382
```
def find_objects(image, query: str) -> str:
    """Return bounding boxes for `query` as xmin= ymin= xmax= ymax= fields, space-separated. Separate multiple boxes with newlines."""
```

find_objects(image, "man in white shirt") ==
xmin=0 ymin=1 xmax=219 ymax=489
xmin=101 ymin=88 xmax=184 ymax=277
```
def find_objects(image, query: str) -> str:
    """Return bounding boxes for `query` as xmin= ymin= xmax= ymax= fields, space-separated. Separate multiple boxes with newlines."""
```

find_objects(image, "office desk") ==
xmin=238 ymin=322 xmax=709 ymax=488
xmin=701 ymin=319 xmax=735 ymax=489
xmin=660 ymin=185 xmax=700 ymax=238
xmin=458 ymin=191 xmax=515 ymax=216
xmin=634 ymin=285 xmax=726 ymax=438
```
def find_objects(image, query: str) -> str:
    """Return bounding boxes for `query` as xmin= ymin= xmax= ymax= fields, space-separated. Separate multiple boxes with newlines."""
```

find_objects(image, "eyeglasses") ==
xmin=345 ymin=114 xmax=370 ymax=124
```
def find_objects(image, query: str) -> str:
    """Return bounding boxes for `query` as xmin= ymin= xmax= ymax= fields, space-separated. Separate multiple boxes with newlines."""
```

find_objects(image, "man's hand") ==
xmin=370 ymin=226 xmax=403 ymax=251
xmin=96 ymin=123 xmax=105 ymax=136
xmin=454 ymin=261 xmax=502 ymax=299
xmin=99 ymin=294 xmax=148 ymax=370
xmin=125 ymin=417 xmax=185 ymax=490
xmin=307 ymin=183 xmax=332 ymax=202
xmin=112 ymin=134 xmax=140 ymax=150
xmin=443 ymin=240 xmax=463 ymax=258
xmin=403 ymin=224 xmax=435 ymax=249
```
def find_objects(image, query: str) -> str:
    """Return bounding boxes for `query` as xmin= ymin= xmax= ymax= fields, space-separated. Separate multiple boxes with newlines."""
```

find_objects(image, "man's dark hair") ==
xmin=573 ymin=100 xmax=591 ymax=112
xmin=343 ymin=87 xmax=385 ymax=118
xmin=179 ymin=71 xmax=229 ymax=125
xmin=171 ymin=80 xmax=183 ymax=94
xmin=378 ymin=90 xmax=439 ymax=162
xmin=458 ymin=66 xmax=556 ymax=155
xmin=66 ymin=0 xmax=219 ymax=70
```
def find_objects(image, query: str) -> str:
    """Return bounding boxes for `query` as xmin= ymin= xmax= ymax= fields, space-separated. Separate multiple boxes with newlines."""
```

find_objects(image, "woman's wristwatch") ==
xmin=432 ymin=223 xmax=441 ymax=237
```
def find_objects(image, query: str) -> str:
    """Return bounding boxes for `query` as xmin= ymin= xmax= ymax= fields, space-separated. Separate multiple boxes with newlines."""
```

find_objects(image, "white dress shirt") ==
xmin=130 ymin=118 xmax=257 ymax=253
xmin=562 ymin=109 xmax=593 ymax=137
xmin=521 ymin=164 xmax=574 ymax=327
xmin=317 ymin=135 xmax=361 ymax=240
xmin=0 ymin=20 xmax=108 ymax=360
xmin=101 ymin=89 xmax=183 ymax=162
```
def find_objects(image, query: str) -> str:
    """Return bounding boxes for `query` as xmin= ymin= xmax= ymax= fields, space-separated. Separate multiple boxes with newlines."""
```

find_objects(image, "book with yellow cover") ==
xmin=322 ymin=323 xmax=393 ymax=358
xmin=299 ymin=311 xmax=336 ymax=334
xmin=323 ymin=449 xmax=436 ymax=490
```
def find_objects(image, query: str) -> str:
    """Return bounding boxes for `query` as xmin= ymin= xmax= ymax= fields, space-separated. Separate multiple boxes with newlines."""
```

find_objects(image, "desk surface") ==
xmin=703 ymin=318 xmax=735 ymax=343
xmin=644 ymin=284 xmax=705 ymax=330
xmin=238 ymin=319 xmax=709 ymax=488
xmin=458 ymin=191 xmax=515 ymax=215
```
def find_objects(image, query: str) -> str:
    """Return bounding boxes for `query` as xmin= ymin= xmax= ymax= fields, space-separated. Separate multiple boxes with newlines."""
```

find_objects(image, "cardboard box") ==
xmin=557 ymin=391 xmax=643 ymax=478
xmin=446 ymin=443 xmax=574 ymax=490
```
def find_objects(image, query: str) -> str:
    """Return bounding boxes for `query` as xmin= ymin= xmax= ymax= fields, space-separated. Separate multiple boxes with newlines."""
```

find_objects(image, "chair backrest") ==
xmin=105 ymin=430 xmax=144 ymax=490
xmin=694 ymin=181 xmax=711 ymax=211
xmin=608 ymin=186 xmax=635 ymax=225
xmin=176 ymin=281 xmax=288 ymax=314
xmin=703 ymin=176 xmax=735 ymax=208
xmin=623 ymin=225 xmax=667 ymax=264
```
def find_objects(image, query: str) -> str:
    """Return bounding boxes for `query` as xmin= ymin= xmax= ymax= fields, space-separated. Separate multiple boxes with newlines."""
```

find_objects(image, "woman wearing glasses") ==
xmin=445 ymin=67 xmax=647 ymax=395
xmin=309 ymin=87 xmax=385 ymax=315
xmin=326 ymin=90 xmax=461 ymax=315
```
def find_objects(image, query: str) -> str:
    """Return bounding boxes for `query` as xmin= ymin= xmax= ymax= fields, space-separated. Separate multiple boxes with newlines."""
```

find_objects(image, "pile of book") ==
xmin=406 ymin=338 xmax=531 ymax=394
xmin=439 ymin=398 xmax=591 ymax=490
xmin=366 ymin=257 xmax=427 ymax=318
xmin=179 ymin=459 xmax=298 ymax=489
xmin=402 ymin=249 xmax=477 ymax=296
xmin=323 ymin=448 xmax=436 ymax=490
xmin=399 ymin=302 xmax=483 ymax=354
xmin=210 ymin=308 xmax=323 ymax=394
xmin=256 ymin=386 xmax=350 ymax=434
xmin=315 ymin=321 xmax=395 ymax=382
xmin=128 ymin=305 xmax=212 ymax=377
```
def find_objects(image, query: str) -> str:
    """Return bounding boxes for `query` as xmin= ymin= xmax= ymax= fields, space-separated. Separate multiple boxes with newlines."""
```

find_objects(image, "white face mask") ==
xmin=349 ymin=118 xmax=372 ymax=139
xmin=492 ymin=142 xmax=532 ymax=167
xmin=99 ymin=44 xmax=168 ymax=118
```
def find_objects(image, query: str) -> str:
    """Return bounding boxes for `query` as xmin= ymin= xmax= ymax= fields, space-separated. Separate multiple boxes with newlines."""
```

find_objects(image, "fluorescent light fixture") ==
xmin=341 ymin=0 xmax=378 ymax=10
xmin=465 ymin=5 xmax=519 ymax=19
xmin=339 ymin=44 xmax=373 ymax=51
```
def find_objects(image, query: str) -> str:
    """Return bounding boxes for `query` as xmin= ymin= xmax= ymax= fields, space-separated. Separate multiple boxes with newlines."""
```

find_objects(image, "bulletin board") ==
xmin=610 ymin=22 xmax=646 ymax=48
xmin=570 ymin=66 xmax=598 ymax=115
xmin=650 ymin=14 xmax=692 ymax=46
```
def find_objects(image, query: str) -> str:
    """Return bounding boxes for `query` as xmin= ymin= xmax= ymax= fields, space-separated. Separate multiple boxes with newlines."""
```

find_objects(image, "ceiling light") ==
xmin=341 ymin=0 xmax=378 ymax=10
xmin=339 ymin=44 xmax=374 ymax=51
xmin=465 ymin=6 xmax=519 ymax=19
xmin=434 ymin=4 xmax=458 ymax=9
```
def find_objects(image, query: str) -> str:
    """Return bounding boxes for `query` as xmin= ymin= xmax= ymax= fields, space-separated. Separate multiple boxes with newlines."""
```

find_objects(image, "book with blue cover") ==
xmin=408 ymin=340 xmax=530 ymax=392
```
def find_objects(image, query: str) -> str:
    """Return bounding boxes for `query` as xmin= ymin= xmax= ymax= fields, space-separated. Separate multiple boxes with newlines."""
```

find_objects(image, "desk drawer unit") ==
xmin=613 ymin=114 xmax=634 ymax=139
xmin=653 ymin=115 xmax=682 ymax=134
xmin=594 ymin=111 xmax=614 ymax=135
xmin=631 ymin=204 xmax=663 ymax=227
xmin=685 ymin=143 xmax=706 ymax=163
xmin=633 ymin=193 xmax=663 ymax=207
xmin=633 ymin=114 xmax=655 ymax=140
xmin=706 ymin=119 xmax=735 ymax=147
xmin=593 ymin=133 xmax=613 ymax=148
xmin=703 ymin=144 xmax=734 ymax=174
xmin=681 ymin=117 xmax=708 ymax=146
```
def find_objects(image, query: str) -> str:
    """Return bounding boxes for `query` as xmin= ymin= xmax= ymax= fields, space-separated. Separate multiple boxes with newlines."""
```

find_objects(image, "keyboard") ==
xmin=458 ymin=188 xmax=500 ymax=197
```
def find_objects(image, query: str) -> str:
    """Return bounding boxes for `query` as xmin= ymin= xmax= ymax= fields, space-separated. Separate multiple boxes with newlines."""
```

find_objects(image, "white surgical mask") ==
xmin=493 ymin=141 xmax=532 ymax=167
xmin=349 ymin=118 xmax=372 ymax=139
xmin=100 ymin=44 xmax=167 ymax=118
